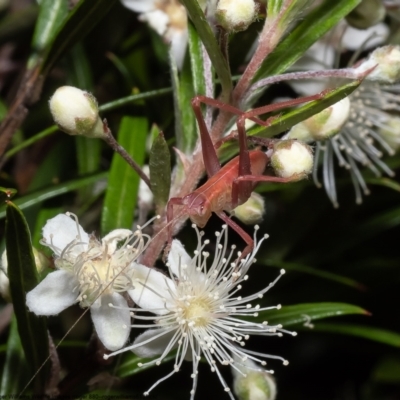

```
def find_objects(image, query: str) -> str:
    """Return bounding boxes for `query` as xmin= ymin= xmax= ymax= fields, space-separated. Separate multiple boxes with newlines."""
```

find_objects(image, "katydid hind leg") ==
xmin=216 ymin=211 xmax=254 ymax=261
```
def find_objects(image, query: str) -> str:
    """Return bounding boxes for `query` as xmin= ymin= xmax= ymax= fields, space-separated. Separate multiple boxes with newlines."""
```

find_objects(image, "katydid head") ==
xmin=182 ymin=192 xmax=211 ymax=228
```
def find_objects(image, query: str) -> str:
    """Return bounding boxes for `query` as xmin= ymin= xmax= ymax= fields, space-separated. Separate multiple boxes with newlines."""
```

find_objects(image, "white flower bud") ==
xmin=346 ymin=0 xmax=386 ymax=29
xmin=271 ymin=140 xmax=313 ymax=180
xmin=233 ymin=192 xmax=265 ymax=225
xmin=49 ymin=86 xmax=106 ymax=138
xmin=355 ymin=45 xmax=400 ymax=83
xmin=287 ymin=97 xmax=350 ymax=142
xmin=216 ymin=0 xmax=258 ymax=32
xmin=379 ymin=116 xmax=400 ymax=152
xmin=232 ymin=355 xmax=277 ymax=400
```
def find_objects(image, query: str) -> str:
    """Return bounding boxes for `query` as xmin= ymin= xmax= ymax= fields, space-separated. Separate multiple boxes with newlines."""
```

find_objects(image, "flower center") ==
xmin=156 ymin=0 xmax=187 ymax=31
xmin=182 ymin=297 xmax=212 ymax=328
xmin=73 ymin=242 xmax=134 ymax=307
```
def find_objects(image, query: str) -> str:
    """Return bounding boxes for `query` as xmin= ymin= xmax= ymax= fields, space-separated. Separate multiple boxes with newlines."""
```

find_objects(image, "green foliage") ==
xmin=5 ymin=203 xmax=48 ymax=392
xmin=101 ymin=117 xmax=147 ymax=234
xmin=0 ymin=0 xmax=399 ymax=399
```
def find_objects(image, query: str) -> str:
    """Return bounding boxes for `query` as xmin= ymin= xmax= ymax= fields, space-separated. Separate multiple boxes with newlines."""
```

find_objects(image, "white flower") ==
xmin=104 ymin=225 xmax=295 ymax=399
xmin=121 ymin=0 xmax=188 ymax=68
xmin=288 ymin=40 xmax=400 ymax=207
xmin=26 ymin=213 xmax=150 ymax=351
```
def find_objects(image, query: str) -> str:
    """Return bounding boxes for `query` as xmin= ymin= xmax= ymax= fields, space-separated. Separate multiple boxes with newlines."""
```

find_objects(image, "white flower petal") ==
xmin=141 ymin=9 xmax=169 ymax=36
xmin=128 ymin=263 xmax=175 ymax=315
xmin=132 ymin=328 xmax=175 ymax=358
xmin=26 ymin=270 xmax=77 ymax=315
xmin=90 ymin=293 xmax=130 ymax=351
xmin=121 ymin=0 xmax=156 ymax=13
xmin=169 ymin=29 xmax=188 ymax=70
xmin=342 ymin=23 xmax=389 ymax=51
xmin=42 ymin=214 xmax=89 ymax=256
xmin=167 ymin=239 xmax=192 ymax=278
xmin=102 ymin=229 xmax=133 ymax=254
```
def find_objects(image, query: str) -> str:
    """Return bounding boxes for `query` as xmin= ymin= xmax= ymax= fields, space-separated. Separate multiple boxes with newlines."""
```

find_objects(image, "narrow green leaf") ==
xmin=256 ymin=0 xmax=361 ymax=79
xmin=41 ymin=0 xmax=119 ymax=75
xmin=149 ymin=133 xmax=171 ymax=208
xmin=170 ymin=54 xmax=197 ymax=154
xmin=314 ymin=323 xmax=400 ymax=347
xmin=117 ymin=353 xmax=175 ymax=378
xmin=0 ymin=187 xmax=17 ymax=201
xmin=251 ymin=81 xmax=361 ymax=138
xmin=5 ymin=88 xmax=172 ymax=162
xmin=99 ymin=88 xmax=172 ymax=113
xmin=0 ymin=315 xmax=29 ymax=395
xmin=265 ymin=260 xmax=365 ymax=290
xmin=28 ymin=0 xmax=68 ymax=68
xmin=366 ymin=177 xmax=400 ymax=192
xmin=220 ymin=81 xmax=361 ymax=162
xmin=0 ymin=172 xmax=108 ymax=220
xmin=188 ymin=22 xmax=207 ymax=96
xmin=253 ymin=302 xmax=369 ymax=327
xmin=179 ymin=0 xmax=232 ymax=100
xmin=5 ymin=202 xmax=48 ymax=392
xmin=101 ymin=117 xmax=147 ymax=234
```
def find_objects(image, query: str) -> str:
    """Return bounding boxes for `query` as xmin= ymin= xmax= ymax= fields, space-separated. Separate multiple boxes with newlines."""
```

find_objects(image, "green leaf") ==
xmin=179 ymin=0 xmax=232 ymax=100
xmin=253 ymin=302 xmax=369 ymax=327
xmin=251 ymin=81 xmax=361 ymax=138
xmin=220 ymin=81 xmax=361 ymax=162
xmin=101 ymin=117 xmax=147 ymax=234
xmin=265 ymin=260 xmax=365 ymax=290
xmin=0 ymin=172 xmax=108 ymax=220
xmin=188 ymin=22 xmax=207 ymax=96
xmin=366 ymin=177 xmax=400 ymax=192
xmin=5 ymin=202 xmax=49 ymax=392
xmin=41 ymin=0 xmax=119 ymax=75
xmin=0 ymin=187 xmax=17 ymax=201
xmin=314 ymin=323 xmax=400 ymax=347
xmin=0 ymin=315 xmax=29 ymax=395
xmin=256 ymin=0 xmax=361 ymax=79
xmin=28 ymin=0 xmax=68 ymax=68
xmin=149 ymin=132 xmax=171 ymax=209
xmin=117 ymin=353 xmax=175 ymax=378
xmin=170 ymin=54 xmax=197 ymax=154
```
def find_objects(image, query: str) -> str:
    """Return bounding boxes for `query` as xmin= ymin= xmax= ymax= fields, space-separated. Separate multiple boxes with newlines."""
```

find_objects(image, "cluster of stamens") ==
xmin=314 ymin=82 xmax=400 ymax=206
xmin=105 ymin=225 xmax=295 ymax=400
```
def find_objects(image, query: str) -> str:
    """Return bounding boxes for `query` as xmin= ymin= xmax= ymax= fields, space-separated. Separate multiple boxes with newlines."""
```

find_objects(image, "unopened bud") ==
xmin=270 ymin=140 xmax=313 ymax=180
xmin=379 ymin=116 xmax=400 ymax=152
xmin=287 ymin=97 xmax=350 ymax=142
xmin=232 ymin=355 xmax=277 ymax=400
xmin=233 ymin=192 xmax=265 ymax=225
xmin=216 ymin=0 xmax=258 ymax=32
xmin=355 ymin=45 xmax=400 ymax=83
xmin=346 ymin=0 xmax=385 ymax=29
xmin=49 ymin=86 xmax=106 ymax=138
